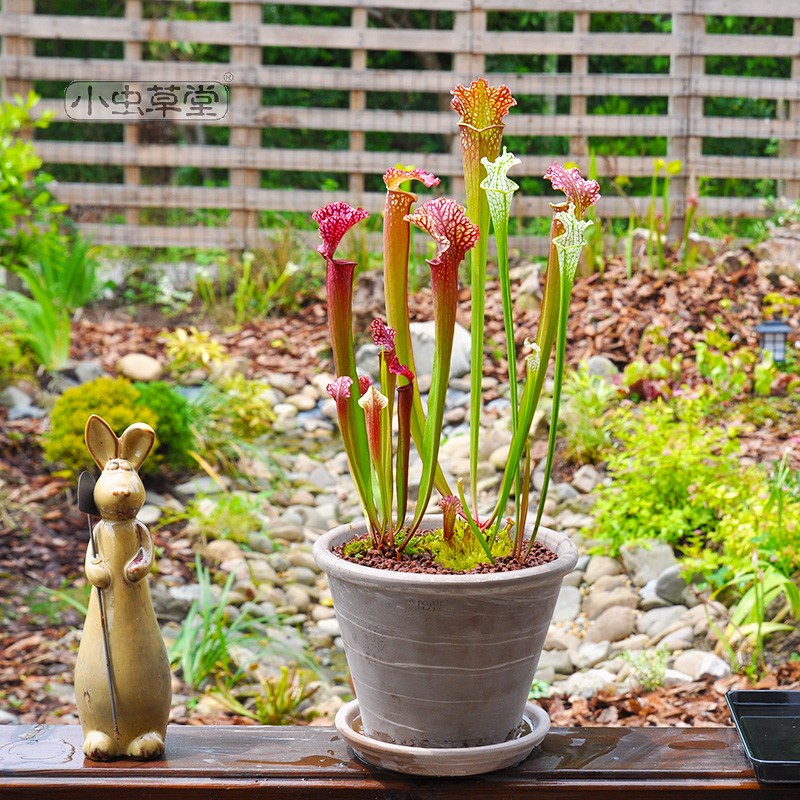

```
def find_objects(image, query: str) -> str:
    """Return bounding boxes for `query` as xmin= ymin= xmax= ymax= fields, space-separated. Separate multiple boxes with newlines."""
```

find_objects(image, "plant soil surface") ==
xmin=333 ymin=536 xmax=557 ymax=574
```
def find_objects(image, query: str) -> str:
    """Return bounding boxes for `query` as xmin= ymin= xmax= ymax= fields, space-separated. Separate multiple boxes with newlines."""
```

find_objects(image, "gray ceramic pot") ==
xmin=313 ymin=515 xmax=578 ymax=750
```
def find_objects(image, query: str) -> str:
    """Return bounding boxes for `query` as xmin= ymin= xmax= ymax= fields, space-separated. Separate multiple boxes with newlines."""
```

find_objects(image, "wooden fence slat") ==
xmin=0 ymin=15 xmax=249 ymax=45
xmin=477 ymin=0 xmax=800 ymax=15
xmin=35 ymin=141 xmax=800 ymax=181
xmin=32 ymin=97 xmax=800 ymax=141
xmin=4 ymin=58 xmax=797 ymax=102
xmin=2 ymin=1 xmax=797 ymax=255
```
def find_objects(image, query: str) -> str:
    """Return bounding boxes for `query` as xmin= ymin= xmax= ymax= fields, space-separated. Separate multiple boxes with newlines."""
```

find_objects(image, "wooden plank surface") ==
xmin=1 ymin=724 xmax=798 ymax=799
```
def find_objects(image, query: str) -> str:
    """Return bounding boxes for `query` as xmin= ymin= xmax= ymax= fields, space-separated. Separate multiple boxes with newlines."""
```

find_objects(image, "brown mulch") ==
xmin=2 ymin=246 xmax=799 ymax=727
xmin=540 ymin=661 xmax=800 ymax=728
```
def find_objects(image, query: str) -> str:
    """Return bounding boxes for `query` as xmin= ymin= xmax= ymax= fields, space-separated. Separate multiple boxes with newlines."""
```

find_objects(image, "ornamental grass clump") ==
xmin=314 ymin=79 xmax=599 ymax=568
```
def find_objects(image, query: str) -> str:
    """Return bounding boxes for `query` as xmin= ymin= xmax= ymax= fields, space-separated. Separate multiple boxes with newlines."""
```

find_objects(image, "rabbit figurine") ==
xmin=74 ymin=414 xmax=171 ymax=761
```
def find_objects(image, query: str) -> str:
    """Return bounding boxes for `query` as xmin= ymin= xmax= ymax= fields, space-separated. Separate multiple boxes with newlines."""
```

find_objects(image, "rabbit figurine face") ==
xmin=85 ymin=415 xmax=154 ymax=520
xmin=94 ymin=458 xmax=146 ymax=520
xmin=76 ymin=414 xmax=170 ymax=761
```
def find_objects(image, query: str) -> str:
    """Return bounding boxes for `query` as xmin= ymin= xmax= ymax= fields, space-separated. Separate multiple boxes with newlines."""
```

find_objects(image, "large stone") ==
xmin=584 ymin=577 xmax=639 ymax=619
xmin=0 ymin=385 xmax=32 ymax=407
xmin=537 ymin=649 xmax=574 ymax=675
xmin=74 ymin=360 xmax=106 ymax=384
xmin=673 ymin=649 xmax=732 ymax=681
xmin=637 ymin=605 xmax=689 ymax=639
xmin=116 ymin=352 xmax=164 ymax=382
xmin=203 ymin=538 xmax=245 ymax=564
xmin=585 ymin=606 xmax=639 ymax=644
xmin=552 ymin=585 xmax=582 ymax=623
xmin=557 ymin=668 xmax=621 ymax=699
xmin=356 ymin=321 xmax=471 ymax=380
xmin=174 ymin=475 xmax=227 ymax=498
xmin=620 ymin=542 xmax=677 ymax=586
xmin=571 ymin=640 xmax=611 ymax=670
xmin=586 ymin=355 xmax=619 ymax=379
xmin=584 ymin=555 xmax=623 ymax=585
xmin=571 ymin=464 xmax=603 ymax=494
xmin=655 ymin=564 xmax=698 ymax=607
xmin=658 ymin=626 xmax=695 ymax=651
xmin=639 ymin=578 xmax=673 ymax=611
xmin=410 ymin=320 xmax=471 ymax=379
xmin=754 ymin=225 xmax=800 ymax=284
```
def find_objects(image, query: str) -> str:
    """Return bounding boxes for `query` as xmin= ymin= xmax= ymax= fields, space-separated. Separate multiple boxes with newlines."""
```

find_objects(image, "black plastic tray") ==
xmin=726 ymin=690 xmax=800 ymax=783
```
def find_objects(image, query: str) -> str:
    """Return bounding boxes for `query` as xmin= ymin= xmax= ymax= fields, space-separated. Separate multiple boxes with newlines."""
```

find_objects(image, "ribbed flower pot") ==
xmin=313 ymin=515 xmax=578 ymax=766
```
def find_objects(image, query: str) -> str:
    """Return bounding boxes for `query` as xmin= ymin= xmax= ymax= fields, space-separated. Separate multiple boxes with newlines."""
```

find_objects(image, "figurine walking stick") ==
xmin=77 ymin=471 xmax=120 ymax=740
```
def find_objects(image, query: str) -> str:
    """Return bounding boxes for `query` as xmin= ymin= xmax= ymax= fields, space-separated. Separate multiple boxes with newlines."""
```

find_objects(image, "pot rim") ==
xmin=313 ymin=514 xmax=578 ymax=589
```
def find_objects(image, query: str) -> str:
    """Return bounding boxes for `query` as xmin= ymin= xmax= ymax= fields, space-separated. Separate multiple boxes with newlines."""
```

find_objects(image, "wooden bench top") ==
xmin=0 ymin=724 xmax=796 ymax=799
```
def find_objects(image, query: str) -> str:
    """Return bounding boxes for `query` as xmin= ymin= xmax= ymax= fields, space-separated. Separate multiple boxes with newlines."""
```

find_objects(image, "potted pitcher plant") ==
xmin=312 ymin=78 xmax=599 ymax=776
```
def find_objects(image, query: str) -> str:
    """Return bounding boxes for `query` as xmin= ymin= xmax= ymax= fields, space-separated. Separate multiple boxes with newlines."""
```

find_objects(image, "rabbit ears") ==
xmin=85 ymin=414 xmax=156 ymax=471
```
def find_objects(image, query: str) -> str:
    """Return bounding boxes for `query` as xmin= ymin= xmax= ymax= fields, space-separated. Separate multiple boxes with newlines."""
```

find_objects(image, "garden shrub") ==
xmin=133 ymin=381 xmax=196 ymax=471
xmin=44 ymin=376 xmax=196 ymax=474
xmin=43 ymin=377 xmax=159 ymax=474
xmin=187 ymin=374 xmax=276 ymax=473
xmin=561 ymin=362 xmax=618 ymax=464
xmin=588 ymin=394 xmax=741 ymax=555
xmin=682 ymin=460 xmax=800 ymax=587
xmin=0 ymin=324 xmax=30 ymax=388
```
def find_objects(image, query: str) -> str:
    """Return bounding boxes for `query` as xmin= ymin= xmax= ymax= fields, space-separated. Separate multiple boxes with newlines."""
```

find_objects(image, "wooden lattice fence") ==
xmin=1 ymin=0 xmax=799 ymax=255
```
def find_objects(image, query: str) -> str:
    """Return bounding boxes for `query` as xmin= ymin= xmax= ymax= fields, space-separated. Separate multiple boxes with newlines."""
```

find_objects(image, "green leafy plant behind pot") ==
xmin=314 ymin=78 xmax=599 ymax=564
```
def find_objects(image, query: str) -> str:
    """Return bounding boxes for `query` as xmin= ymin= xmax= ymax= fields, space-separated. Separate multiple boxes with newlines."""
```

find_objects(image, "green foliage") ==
xmin=187 ymin=492 xmax=273 ymax=545
xmin=341 ymin=521 xmax=516 ymax=573
xmin=684 ymin=451 xmax=800 ymax=584
xmin=694 ymin=328 xmax=756 ymax=400
xmin=211 ymin=666 xmax=318 ymax=725
xmin=589 ymin=395 xmax=740 ymax=554
xmin=711 ymin=559 xmax=800 ymax=679
xmin=196 ymin=229 xmax=319 ymax=324
xmin=42 ymin=377 xmax=159 ymax=474
xmin=0 ymin=324 xmax=30 ymax=388
xmin=561 ymin=363 xmax=618 ymax=464
xmin=169 ymin=556 xmax=291 ymax=691
xmin=0 ymin=92 xmax=102 ymax=370
xmin=185 ymin=375 xmax=276 ymax=475
xmin=161 ymin=326 xmax=228 ymax=378
xmin=133 ymin=381 xmax=195 ymax=471
xmin=621 ymin=643 xmax=670 ymax=692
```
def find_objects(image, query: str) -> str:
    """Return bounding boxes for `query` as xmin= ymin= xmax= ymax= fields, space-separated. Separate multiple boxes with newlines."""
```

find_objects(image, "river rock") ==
xmin=174 ymin=475 xmax=227 ymax=498
xmin=138 ymin=504 xmax=162 ymax=526
xmin=284 ymin=584 xmax=312 ymax=612
xmin=658 ymin=625 xmax=695 ymax=651
xmin=584 ymin=575 xmax=639 ymax=619
xmin=552 ymin=585 xmax=582 ymax=622
xmin=558 ymin=668 xmax=621 ymax=699
xmin=537 ymin=648 xmax=574 ymax=675
xmin=584 ymin=606 xmax=638 ymax=643
xmin=586 ymin=355 xmax=619 ymax=379
xmin=571 ymin=640 xmax=610 ymax=670
xmin=672 ymin=649 xmax=731 ymax=680
xmin=203 ymin=539 xmax=245 ymax=564
xmin=620 ymin=542 xmax=677 ymax=586
xmin=571 ymin=464 xmax=603 ymax=494
xmin=0 ymin=385 xmax=32 ymax=407
xmin=116 ymin=352 xmax=164 ymax=382
xmin=655 ymin=564 xmax=698 ymax=607
xmin=584 ymin=555 xmax=623 ymax=585
xmin=639 ymin=578 xmax=673 ymax=610
xmin=74 ymin=360 xmax=106 ymax=384
xmin=637 ymin=605 xmax=689 ymax=639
